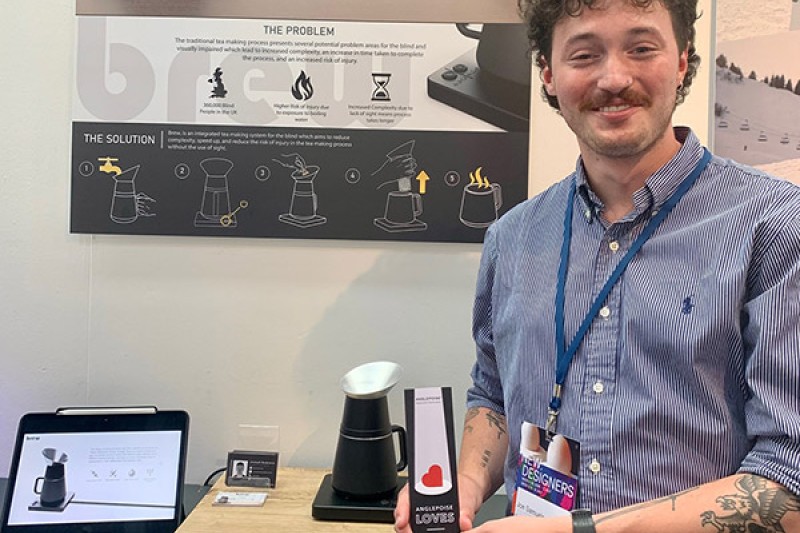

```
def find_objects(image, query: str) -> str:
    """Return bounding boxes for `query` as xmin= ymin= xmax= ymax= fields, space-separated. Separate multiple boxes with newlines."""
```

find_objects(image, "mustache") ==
xmin=579 ymin=88 xmax=651 ymax=112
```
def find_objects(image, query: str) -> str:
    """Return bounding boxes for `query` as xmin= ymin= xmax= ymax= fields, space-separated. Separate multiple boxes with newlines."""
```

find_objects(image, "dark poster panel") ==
xmin=71 ymin=123 xmax=527 ymax=243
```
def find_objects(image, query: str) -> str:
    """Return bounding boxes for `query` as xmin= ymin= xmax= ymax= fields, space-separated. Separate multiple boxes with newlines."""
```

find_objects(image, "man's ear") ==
xmin=677 ymin=47 xmax=689 ymax=86
xmin=540 ymin=57 xmax=556 ymax=96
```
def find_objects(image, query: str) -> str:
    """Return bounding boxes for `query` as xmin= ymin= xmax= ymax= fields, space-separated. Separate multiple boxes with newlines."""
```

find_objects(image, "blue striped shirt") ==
xmin=467 ymin=128 xmax=800 ymax=513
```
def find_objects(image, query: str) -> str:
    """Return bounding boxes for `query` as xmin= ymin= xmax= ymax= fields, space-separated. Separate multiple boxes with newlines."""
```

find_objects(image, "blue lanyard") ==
xmin=547 ymin=148 xmax=712 ymax=434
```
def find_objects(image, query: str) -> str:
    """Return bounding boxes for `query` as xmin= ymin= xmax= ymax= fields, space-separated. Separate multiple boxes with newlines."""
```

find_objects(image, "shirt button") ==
xmin=609 ymin=241 xmax=619 ymax=252
xmin=599 ymin=306 xmax=611 ymax=319
xmin=593 ymin=381 xmax=605 ymax=394
xmin=589 ymin=459 xmax=601 ymax=474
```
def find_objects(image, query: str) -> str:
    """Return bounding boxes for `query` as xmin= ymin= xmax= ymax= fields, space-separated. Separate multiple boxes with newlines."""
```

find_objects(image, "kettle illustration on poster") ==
xmin=272 ymin=153 xmax=328 ymax=228
xmin=97 ymin=157 xmax=156 ymax=224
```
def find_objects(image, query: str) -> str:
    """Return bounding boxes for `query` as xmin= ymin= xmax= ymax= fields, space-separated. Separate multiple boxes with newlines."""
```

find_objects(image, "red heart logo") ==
xmin=421 ymin=464 xmax=443 ymax=487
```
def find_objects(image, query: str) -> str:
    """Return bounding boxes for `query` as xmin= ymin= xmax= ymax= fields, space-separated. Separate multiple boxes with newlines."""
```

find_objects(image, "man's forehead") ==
xmin=560 ymin=23 xmax=668 ymax=45
xmin=561 ymin=0 xmax=663 ymax=13
xmin=552 ymin=0 xmax=672 ymax=40
xmin=555 ymin=0 xmax=664 ymax=25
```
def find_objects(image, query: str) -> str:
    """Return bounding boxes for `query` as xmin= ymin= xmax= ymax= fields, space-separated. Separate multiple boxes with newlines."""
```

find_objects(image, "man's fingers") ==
xmin=394 ymin=484 xmax=411 ymax=532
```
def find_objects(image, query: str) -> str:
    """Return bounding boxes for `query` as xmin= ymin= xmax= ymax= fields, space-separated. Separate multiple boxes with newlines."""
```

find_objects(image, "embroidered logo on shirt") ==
xmin=681 ymin=296 xmax=695 ymax=315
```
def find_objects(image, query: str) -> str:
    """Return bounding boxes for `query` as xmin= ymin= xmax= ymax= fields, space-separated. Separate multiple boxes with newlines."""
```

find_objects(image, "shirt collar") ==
xmin=575 ymin=127 xmax=705 ymax=223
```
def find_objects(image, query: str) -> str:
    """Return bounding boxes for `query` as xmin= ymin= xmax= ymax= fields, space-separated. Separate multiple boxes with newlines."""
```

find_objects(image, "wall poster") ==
xmin=713 ymin=0 xmax=800 ymax=184
xmin=71 ymin=9 xmax=532 ymax=243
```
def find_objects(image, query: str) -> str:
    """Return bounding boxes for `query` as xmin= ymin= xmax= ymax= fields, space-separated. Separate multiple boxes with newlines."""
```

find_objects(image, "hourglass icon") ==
xmin=372 ymin=73 xmax=392 ymax=101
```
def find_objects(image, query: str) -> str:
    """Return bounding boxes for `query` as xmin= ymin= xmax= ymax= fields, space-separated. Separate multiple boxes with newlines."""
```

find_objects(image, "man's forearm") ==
xmin=458 ymin=406 xmax=509 ymax=503
xmin=593 ymin=473 xmax=800 ymax=533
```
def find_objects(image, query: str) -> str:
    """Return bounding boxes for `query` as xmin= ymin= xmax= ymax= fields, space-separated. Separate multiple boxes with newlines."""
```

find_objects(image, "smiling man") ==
xmin=394 ymin=1 xmax=800 ymax=532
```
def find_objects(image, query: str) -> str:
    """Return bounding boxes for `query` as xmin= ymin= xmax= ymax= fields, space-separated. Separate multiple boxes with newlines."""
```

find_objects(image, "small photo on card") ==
xmin=225 ymin=450 xmax=278 ymax=488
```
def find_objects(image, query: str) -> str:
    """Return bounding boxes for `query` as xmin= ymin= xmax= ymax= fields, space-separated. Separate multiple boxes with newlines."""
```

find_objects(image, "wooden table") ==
xmin=176 ymin=467 xmax=395 ymax=532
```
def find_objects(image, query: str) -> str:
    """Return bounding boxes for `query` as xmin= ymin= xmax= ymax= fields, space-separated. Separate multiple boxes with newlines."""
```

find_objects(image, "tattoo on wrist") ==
xmin=700 ymin=475 xmax=800 ymax=532
xmin=484 ymin=411 xmax=507 ymax=440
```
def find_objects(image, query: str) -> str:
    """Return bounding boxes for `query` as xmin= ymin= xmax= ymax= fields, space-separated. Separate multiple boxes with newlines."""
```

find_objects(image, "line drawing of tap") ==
xmin=98 ymin=157 xmax=122 ymax=176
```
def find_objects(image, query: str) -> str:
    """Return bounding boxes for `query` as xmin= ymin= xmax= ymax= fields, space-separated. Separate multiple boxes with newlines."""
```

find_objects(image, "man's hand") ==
xmin=392 ymin=483 xmax=412 ymax=533
xmin=393 ymin=473 xmax=485 ymax=532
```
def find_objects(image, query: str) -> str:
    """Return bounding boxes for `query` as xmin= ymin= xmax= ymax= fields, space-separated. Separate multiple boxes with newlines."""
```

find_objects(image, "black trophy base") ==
xmin=312 ymin=474 xmax=407 ymax=523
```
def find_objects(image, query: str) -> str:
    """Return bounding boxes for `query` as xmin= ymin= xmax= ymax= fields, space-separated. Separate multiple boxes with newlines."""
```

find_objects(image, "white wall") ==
xmin=0 ymin=0 xmax=711 ymax=485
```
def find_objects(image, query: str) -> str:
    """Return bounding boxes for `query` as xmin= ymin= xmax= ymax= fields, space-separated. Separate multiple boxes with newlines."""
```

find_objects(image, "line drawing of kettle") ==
xmin=109 ymin=165 xmax=141 ymax=223
xmin=98 ymin=157 xmax=156 ymax=224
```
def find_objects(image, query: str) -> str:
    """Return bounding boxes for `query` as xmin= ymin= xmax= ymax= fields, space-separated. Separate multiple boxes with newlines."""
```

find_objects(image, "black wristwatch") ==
xmin=572 ymin=508 xmax=596 ymax=533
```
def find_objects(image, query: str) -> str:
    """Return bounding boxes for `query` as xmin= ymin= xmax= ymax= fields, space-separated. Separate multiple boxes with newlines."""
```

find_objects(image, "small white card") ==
xmin=212 ymin=491 xmax=268 ymax=507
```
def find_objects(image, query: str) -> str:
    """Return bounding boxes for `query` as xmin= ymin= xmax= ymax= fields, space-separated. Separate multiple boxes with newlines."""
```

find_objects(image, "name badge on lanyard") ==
xmin=513 ymin=421 xmax=580 ymax=517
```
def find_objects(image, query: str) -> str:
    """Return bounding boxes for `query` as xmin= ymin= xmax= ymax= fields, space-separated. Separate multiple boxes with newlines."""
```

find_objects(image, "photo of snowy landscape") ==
xmin=714 ymin=0 xmax=800 ymax=183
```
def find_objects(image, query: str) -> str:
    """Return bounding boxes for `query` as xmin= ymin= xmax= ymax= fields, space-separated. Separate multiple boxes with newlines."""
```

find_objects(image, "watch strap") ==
xmin=572 ymin=508 xmax=596 ymax=533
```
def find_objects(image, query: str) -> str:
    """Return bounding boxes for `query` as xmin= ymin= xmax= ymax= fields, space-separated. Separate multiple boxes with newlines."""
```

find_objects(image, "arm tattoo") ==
xmin=595 ymin=487 xmax=699 ymax=525
xmin=700 ymin=474 xmax=800 ymax=532
xmin=464 ymin=407 xmax=480 ymax=434
xmin=480 ymin=450 xmax=492 ymax=469
xmin=484 ymin=411 xmax=507 ymax=440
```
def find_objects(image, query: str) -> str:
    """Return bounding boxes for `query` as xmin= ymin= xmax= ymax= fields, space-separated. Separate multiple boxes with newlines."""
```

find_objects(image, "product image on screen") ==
xmin=5 ymin=430 xmax=182 ymax=527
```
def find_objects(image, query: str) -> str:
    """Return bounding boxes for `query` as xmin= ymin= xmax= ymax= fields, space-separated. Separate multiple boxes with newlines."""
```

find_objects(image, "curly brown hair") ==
xmin=519 ymin=0 xmax=701 ymax=110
